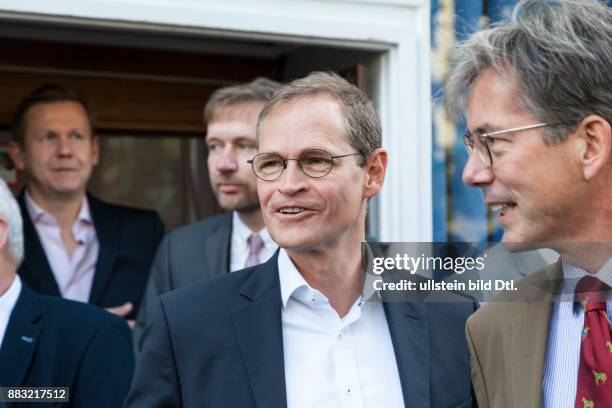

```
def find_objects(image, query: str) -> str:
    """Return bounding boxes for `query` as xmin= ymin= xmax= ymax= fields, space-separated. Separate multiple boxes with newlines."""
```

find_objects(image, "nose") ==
xmin=462 ymin=152 xmax=494 ymax=187
xmin=56 ymin=135 xmax=74 ymax=158
xmin=216 ymin=146 xmax=238 ymax=173
xmin=277 ymin=160 xmax=309 ymax=195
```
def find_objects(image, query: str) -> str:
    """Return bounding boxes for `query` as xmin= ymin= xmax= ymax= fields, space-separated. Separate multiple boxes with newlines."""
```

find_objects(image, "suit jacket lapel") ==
xmin=230 ymin=253 xmax=287 ymax=408
xmin=510 ymin=261 xmax=563 ymax=407
xmin=384 ymin=300 xmax=430 ymax=407
xmin=88 ymin=195 xmax=119 ymax=305
xmin=0 ymin=286 xmax=42 ymax=386
xmin=204 ymin=212 xmax=232 ymax=275
xmin=17 ymin=192 xmax=61 ymax=297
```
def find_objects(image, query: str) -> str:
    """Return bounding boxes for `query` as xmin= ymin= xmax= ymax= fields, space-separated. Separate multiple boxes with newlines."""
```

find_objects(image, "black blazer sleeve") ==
xmin=126 ymin=297 xmax=181 ymax=407
xmin=73 ymin=316 xmax=135 ymax=408
xmin=133 ymin=232 xmax=172 ymax=349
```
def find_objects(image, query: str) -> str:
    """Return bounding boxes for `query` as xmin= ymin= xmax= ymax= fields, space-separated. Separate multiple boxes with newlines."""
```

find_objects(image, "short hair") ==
xmin=0 ymin=178 xmax=24 ymax=266
xmin=203 ymin=77 xmax=283 ymax=125
xmin=445 ymin=0 xmax=612 ymax=143
xmin=257 ymin=71 xmax=381 ymax=159
xmin=11 ymin=84 xmax=95 ymax=145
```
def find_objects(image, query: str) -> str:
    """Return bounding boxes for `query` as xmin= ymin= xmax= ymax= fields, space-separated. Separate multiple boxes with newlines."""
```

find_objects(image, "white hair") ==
xmin=0 ymin=178 xmax=24 ymax=265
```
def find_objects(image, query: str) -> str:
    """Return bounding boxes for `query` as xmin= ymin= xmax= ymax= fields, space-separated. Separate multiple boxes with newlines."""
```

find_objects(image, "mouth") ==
xmin=278 ymin=207 xmax=306 ymax=215
xmin=274 ymin=205 xmax=317 ymax=221
xmin=488 ymin=202 xmax=517 ymax=218
xmin=218 ymin=184 xmax=241 ymax=194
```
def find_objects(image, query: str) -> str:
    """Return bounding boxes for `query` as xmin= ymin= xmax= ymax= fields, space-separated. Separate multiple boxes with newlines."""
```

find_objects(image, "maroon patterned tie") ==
xmin=575 ymin=276 xmax=612 ymax=408
xmin=245 ymin=234 xmax=264 ymax=268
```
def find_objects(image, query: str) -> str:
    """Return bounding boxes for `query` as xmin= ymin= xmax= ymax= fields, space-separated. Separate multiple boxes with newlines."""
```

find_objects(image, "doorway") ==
xmin=0 ymin=20 xmax=381 ymax=231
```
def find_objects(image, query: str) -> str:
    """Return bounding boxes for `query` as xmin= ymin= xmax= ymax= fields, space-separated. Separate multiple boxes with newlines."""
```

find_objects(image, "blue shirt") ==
xmin=542 ymin=261 xmax=612 ymax=408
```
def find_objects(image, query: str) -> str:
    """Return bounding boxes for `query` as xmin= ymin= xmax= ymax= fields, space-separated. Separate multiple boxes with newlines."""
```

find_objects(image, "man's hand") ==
xmin=106 ymin=302 xmax=135 ymax=329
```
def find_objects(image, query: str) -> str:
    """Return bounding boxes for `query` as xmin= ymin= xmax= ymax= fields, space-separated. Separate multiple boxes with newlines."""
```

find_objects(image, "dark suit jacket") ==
xmin=466 ymin=261 xmax=563 ymax=408
xmin=134 ymin=211 xmax=232 ymax=345
xmin=0 ymin=285 xmax=134 ymax=407
xmin=127 ymin=253 xmax=476 ymax=408
xmin=17 ymin=192 xmax=164 ymax=319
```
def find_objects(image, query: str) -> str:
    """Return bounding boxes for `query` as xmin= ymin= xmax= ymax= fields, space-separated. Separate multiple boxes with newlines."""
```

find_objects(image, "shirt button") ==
xmin=337 ymin=332 xmax=343 ymax=340
xmin=346 ymin=388 xmax=352 ymax=395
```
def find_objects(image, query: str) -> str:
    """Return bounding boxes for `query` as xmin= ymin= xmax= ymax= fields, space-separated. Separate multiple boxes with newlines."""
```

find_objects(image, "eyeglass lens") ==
xmin=464 ymin=131 xmax=492 ymax=167
xmin=252 ymin=150 xmax=335 ymax=180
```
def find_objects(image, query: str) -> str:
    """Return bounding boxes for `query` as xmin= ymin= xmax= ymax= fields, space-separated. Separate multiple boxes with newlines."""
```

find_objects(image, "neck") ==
xmin=28 ymin=186 xmax=85 ymax=229
xmin=553 ymin=202 xmax=612 ymax=272
xmin=558 ymin=242 xmax=612 ymax=273
xmin=0 ymin=258 xmax=16 ymax=297
xmin=287 ymin=232 xmax=365 ymax=317
xmin=237 ymin=208 xmax=265 ymax=233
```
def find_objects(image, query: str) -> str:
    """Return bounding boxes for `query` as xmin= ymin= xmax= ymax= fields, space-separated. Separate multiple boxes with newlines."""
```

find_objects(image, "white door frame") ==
xmin=0 ymin=0 xmax=432 ymax=242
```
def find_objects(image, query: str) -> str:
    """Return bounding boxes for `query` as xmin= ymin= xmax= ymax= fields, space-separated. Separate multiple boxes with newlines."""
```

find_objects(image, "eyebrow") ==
xmin=206 ymin=135 xmax=255 ymax=143
xmin=470 ymin=122 xmax=496 ymax=133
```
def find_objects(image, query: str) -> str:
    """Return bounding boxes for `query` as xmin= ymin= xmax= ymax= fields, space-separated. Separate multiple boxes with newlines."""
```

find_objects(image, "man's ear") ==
xmin=8 ymin=141 xmax=26 ymax=171
xmin=0 ymin=219 xmax=8 ymax=252
xmin=363 ymin=148 xmax=388 ymax=199
xmin=577 ymin=115 xmax=612 ymax=180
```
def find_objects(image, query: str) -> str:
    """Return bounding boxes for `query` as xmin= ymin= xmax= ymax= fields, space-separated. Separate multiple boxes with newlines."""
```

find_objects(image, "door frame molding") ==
xmin=0 ymin=0 xmax=432 ymax=241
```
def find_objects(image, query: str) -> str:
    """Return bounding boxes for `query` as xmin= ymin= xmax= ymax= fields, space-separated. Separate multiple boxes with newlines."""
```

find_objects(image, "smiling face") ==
xmin=11 ymin=101 xmax=98 ymax=200
xmin=206 ymin=101 xmax=265 ymax=212
xmin=462 ymin=68 xmax=583 ymax=244
xmin=257 ymin=94 xmax=379 ymax=251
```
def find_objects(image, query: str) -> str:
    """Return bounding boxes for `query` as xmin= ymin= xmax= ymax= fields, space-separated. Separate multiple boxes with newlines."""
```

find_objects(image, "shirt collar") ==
xmin=0 ymin=274 xmax=22 ymax=314
xmin=25 ymin=191 xmax=93 ymax=226
xmin=232 ymin=211 xmax=275 ymax=248
xmin=561 ymin=259 xmax=612 ymax=295
xmin=278 ymin=248 xmax=331 ymax=310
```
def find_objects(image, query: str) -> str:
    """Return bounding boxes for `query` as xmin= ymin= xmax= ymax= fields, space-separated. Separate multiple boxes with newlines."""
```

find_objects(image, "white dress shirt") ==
xmin=0 ymin=275 xmax=22 ymax=349
xmin=542 ymin=261 xmax=612 ymax=408
xmin=25 ymin=192 xmax=99 ymax=303
xmin=278 ymin=249 xmax=405 ymax=408
xmin=230 ymin=211 xmax=277 ymax=272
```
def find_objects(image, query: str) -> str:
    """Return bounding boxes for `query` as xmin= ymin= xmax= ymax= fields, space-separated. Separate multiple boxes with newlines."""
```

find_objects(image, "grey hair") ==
xmin=256 ymin=71 xmax=381 ymax=159
xmin=204 ymin=77 xmax=283 ymax=125
xmin=445 ymin=0 xmax=612 ymax=143
xmin=0 ymin=178 xmax=24 ymax=265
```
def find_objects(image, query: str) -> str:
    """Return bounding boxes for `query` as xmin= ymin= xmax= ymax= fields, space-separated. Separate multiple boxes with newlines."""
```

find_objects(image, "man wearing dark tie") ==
xmin=0 ymin=178 xmax=134 ymax=407
xmin=445 ymin=0 xmax=612 ymax=406
xmin=134 ymin=78 xmax=282 ymax=344
xmin=127 ymin=72 xmax=476 ymax=407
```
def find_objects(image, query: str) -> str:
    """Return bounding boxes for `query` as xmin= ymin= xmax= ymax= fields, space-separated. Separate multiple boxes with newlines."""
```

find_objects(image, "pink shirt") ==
xmin=25 ymin=192 xmax=99 ymax=303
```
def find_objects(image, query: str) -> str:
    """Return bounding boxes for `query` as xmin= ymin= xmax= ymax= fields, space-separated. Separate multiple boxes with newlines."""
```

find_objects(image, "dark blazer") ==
xmin=127 ymin=252 xmax=476 ymax=408
xmin=17 ymin=192 xmax=164 ymax=319
xmin=0 ymin=285 xmax=134 ymax=407
xmin=134 ymin=211 xmax=232 ymax=345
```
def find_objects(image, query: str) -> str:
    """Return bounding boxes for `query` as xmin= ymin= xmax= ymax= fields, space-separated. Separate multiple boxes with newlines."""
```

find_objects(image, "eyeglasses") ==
xmin=248 ymin=149 xmax=363 ymax=181
xmin=463 ymin=122 xmax=552 ymax=167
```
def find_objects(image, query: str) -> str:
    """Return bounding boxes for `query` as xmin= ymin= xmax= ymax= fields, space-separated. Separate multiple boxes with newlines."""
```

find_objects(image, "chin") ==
xmin=50 ymin=183 xmax=86 ymax=196
xmin=500 ymin=226 xmax=545 ymax=249
xmin=271 ymin=233 xmax=320 ymax=251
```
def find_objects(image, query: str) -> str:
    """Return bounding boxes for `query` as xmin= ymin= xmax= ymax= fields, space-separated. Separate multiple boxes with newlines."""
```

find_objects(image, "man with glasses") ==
xmin=445 ymin=1 xmax=612 ymax=407
xmin=127 ymin=72 xmax=476 ymax=407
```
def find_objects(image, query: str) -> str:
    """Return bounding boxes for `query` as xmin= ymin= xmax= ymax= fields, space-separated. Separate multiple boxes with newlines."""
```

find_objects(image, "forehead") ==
xmin=258 ymin=94 xmax=351 ymax=154
xmin=206 ymin=101 xmax=265 ymax=141
xmin=466 ymin=68 xmax=526 ymax=128
xmin=25 ymin=101 xmax=90 ymax=130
